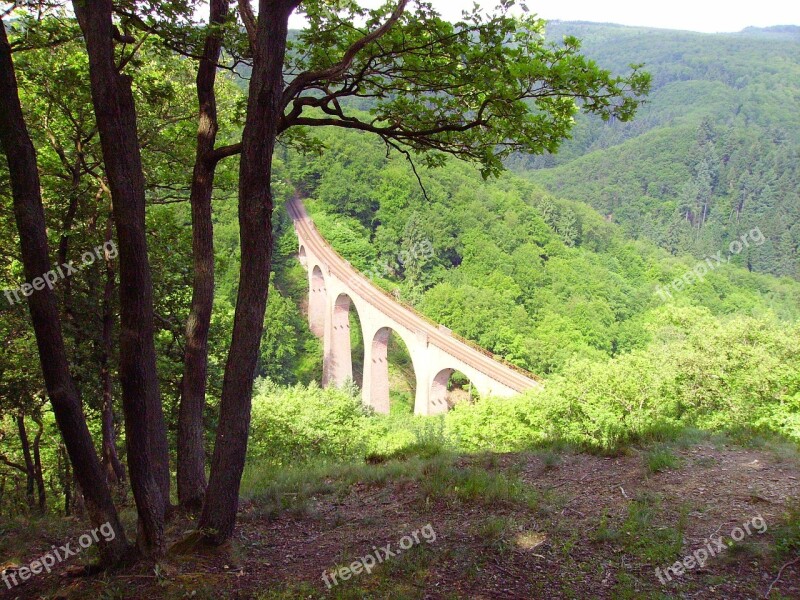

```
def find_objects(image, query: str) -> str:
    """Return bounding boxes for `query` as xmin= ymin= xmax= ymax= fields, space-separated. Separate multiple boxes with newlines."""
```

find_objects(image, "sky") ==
xmin=288 ymin=0 xmax=800 ymax=34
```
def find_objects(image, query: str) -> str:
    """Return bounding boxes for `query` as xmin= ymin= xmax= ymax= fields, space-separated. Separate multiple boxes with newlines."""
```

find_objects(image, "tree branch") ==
xmin=383 ymin=137 xmax=430 ymax=202
xmin=207 ymin=142 xmax=242 ymax=165
xmin=237 ymin=0 xmax=257 ymax=48
xmin=281 ymin=0 xmax=409 ymax=109
xmin=284 ymin=114 xmax=485 ymax=139
xmin=0 ymin=453 xmax=28 ymax=474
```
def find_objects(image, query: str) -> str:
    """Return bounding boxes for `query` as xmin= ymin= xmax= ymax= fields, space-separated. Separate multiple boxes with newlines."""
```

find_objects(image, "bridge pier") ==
xmin=363 ymin=326 xmax=391 ymax=414
xmin=323 ymin=293 xmax=354 ymax=387
xmin=308 ymin=264 xmax=326 ymax=337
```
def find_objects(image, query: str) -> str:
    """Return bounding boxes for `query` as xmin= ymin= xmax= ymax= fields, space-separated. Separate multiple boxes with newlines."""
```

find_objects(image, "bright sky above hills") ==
xmin=288 ymin=0 xmax=800 ymax=34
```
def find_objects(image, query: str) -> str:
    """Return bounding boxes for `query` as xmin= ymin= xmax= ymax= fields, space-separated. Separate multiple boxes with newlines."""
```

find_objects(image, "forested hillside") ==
xmin=516 ymin=23 xmax=800 ymax=280
xmin=288 ymin=125 xmax=800 ymax=378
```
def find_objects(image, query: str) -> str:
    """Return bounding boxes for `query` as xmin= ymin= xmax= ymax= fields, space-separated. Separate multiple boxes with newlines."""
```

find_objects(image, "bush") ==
xmin=248 ymin=379 xmax=373 ymax=464
xmin=444 ymin=394 xmax=549 ymax=452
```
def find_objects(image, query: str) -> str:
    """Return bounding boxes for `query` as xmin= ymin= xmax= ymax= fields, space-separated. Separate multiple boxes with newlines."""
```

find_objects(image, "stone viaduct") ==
xmin=287 ymin=196 xmax=543 ymax=416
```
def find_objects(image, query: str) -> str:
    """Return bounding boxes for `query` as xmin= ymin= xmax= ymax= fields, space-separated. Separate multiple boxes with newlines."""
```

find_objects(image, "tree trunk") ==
xmin=60 ymin=445 xmax=72 ymax=516
xmin=0 ymin=23 xmax=128 ymax=565
xmin=31 ymin=413 xmax=47 ymax=513
xmin=57 ymin=193 xmax=80 ymax=325
xmin=199 ymin=0 xmax=297 ymax=544
xmin=15 ymin=415 xmax=35 ymax=511
xmin=101 ymin=213 xmax=126 ymax=486
xmin=73 ymin=0 xmax=171 ymax=557
xmin=177 ymin=0 xmax=229 ymax=512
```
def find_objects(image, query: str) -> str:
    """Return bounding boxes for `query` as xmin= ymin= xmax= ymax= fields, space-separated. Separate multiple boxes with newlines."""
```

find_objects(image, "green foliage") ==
xmin=2 ymin=8 xmax=799 ymax=535
xmin=0 ymin=24 xmax=242 ymax=515
xmin=288 ymin=0 xmax=649 ymax=178
xmin=444 ymin=394 xmax=547 ymax=452
xmin=244 ymin=306 xmax=800 ymax=460
xmin=528 ymin=307 xmax=800 ymax=450
xmin=248 ymin=379 xmax=373 ymax=464
xmin=283 ymin=121 xmax=799 ymax=457
xmin=516 ymin=23 xmax=800 ymax=282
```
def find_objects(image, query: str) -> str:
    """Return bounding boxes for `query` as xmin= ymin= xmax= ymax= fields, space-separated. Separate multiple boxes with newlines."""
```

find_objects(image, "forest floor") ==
xmin=2 ymin=431 xmax=800 ymax=599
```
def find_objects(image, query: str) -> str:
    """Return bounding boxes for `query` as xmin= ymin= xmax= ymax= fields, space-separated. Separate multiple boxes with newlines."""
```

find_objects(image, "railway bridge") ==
xmin=287 ymin=196 xmax=542 ymax=415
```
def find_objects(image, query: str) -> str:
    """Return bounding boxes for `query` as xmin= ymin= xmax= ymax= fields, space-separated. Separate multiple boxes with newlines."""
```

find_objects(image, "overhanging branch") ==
xmin=281 ymin=0 xmax=409 ymax=110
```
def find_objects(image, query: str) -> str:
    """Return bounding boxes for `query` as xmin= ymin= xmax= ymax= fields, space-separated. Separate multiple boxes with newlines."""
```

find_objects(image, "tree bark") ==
xmin=15 ymin=415 xmax=35 ymax=511
xmin=0 ymin=23 xmax=128 ymax=564
xmin=177 ymin=0 xmax=229 ymax=512
xmin=72 ymin=0 xmax=170 ymax=556
xmin=199 ymin=0 xmax=298 ymax=544
xmin=60 ymin=444 xmax=72 ymax=516
xmin=101 ymin=213 xmax=126 ymax=486
xmin=31 ymin=413 xmax=47 ymax=513
xmin=57 ymin=193 xmax=80 ymax=324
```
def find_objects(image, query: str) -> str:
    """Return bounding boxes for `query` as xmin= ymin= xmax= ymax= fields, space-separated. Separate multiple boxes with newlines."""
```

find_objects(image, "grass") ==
xmin=540 ymin=449 xmax=562 ymax=470
xmin=0 ymin=514 xmax=76 ymax=561
xmin=592 ymin=510 xmax=619 ymax=543
xmin=590 ymin=493 xmax=688 ymax=565
xmin=418 ymin=459 xmax=541 ymax=508
xmin=4 ymin=423 xmax=800 ymax=599
xmin=645 ymin=446 xmax=682 ymax=473
xmin=366 ymin=438 xmax=444 ymax=463
xmin=239 ymin=435 xmax=560 ymax=530
xmin=473 ymin=515 xmax=515 ymax=551
xmin=774 ymin=500 xmax=800 ymax=559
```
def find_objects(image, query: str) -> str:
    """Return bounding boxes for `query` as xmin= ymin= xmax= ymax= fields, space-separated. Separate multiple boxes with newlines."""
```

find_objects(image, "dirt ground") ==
xmin=2 ymin=442 xmax=799 ymax=599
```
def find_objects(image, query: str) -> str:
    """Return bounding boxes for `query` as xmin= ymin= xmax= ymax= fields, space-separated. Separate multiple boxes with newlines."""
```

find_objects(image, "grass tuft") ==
xmin=645 ymin=447 xmax=681 ymax=473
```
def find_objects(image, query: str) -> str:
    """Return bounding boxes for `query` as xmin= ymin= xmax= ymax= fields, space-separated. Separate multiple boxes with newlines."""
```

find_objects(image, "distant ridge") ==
xmin=736 ymin=25 xmax=800 ymax=39
xmin=545 ymin=20 xmax=800 ymax=38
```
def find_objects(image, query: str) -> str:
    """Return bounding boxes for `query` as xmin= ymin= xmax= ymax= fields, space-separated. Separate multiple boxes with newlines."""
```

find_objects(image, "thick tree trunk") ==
xmin=15 ymin=416 xmax=35 ymax=511
xmin=177 ymin=0 xmax=229 ymax=512
xmin=199 ymin=0 xmax=297 ymax=544
xmin=101 ymin=214 xmax=126 ymax=486
xmin=0 ymin=24 xmax=128 ymax=564
xmin=72 ymin=0 xmax=170 ymax=556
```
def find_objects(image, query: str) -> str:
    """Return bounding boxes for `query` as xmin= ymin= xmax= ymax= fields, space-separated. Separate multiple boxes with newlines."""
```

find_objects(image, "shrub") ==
xmin=248 ymin=379 xmax=372 ymax=464
xmin=444 ymin=394 xmax=549 ymax=452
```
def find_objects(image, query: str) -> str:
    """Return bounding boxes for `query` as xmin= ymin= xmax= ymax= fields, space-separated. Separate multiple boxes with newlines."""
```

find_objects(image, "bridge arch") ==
xmin=429 ymin=367 xmax=475 ymax=415
xmin=364 ymin=326 xmax=418 ymax=414
xmin=308 ymin=264 xmax=326 ymax=337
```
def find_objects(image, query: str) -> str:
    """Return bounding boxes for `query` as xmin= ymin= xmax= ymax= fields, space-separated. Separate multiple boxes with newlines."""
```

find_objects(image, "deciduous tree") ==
xmin=198 ymin=0 xmax=649 ymax=544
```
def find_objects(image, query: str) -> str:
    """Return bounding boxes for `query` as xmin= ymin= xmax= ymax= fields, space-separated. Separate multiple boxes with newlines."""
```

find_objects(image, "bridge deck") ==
xmin=287 ymin=196 xmax=542 ymax=393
